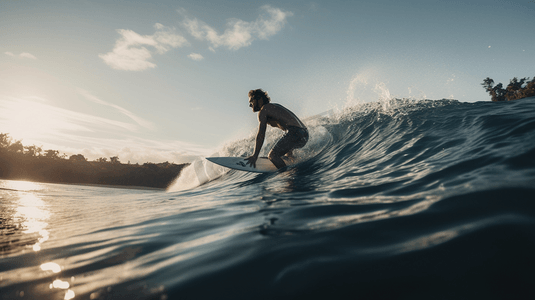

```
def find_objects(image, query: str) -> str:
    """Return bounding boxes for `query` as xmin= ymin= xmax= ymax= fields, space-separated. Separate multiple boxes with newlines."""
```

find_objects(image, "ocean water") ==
xmin=1 ymin=98 xmax=535 ymax=300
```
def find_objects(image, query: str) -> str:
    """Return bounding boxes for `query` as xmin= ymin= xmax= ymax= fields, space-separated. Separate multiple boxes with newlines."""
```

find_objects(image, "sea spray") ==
xmin=167 ymin=123 xmax=332 ymax=192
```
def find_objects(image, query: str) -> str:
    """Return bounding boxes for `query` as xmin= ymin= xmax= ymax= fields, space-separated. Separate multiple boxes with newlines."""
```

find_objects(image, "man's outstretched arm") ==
xmin=246 ymin=113 xmax=267 ymax=168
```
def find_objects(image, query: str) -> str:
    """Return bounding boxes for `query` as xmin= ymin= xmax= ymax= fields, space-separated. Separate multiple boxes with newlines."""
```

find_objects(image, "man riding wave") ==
xmin=245 ymin=89 xmax=308 ymax=169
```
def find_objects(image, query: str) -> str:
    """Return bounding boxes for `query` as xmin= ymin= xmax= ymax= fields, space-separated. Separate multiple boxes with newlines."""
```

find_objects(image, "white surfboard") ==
xmin=206 ymin=157 xmax=292 ymax=173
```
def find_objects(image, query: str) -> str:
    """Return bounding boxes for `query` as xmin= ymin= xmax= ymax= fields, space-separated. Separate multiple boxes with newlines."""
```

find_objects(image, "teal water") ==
xmin=2 ymin=98 xmax=535 ymax=300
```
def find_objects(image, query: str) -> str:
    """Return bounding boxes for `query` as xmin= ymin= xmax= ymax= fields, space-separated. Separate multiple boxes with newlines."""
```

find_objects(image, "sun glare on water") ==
xmin=13 ymin=189 xmax=51 ymax=251
xmin=5 ymin=180 xmax=43 ymax=191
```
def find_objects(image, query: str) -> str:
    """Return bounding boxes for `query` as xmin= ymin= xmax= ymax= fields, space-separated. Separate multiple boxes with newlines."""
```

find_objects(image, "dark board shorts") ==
xmin=271 ymin=126 xmax=309 ymax=157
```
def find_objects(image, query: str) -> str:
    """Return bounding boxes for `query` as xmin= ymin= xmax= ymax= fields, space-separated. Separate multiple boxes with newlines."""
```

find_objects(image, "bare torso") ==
xmin=260 ymin=103 xmax=306 ymax=131
xmin=246 ymin=100 xmax=307 ymax=168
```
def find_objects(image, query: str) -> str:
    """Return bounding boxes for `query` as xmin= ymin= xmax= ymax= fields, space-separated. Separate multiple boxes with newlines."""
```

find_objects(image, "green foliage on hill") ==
xmin=0 ymin=133 xmax=187 ymax=189
xmin=481 ymin=77 xmax=535 ymax=102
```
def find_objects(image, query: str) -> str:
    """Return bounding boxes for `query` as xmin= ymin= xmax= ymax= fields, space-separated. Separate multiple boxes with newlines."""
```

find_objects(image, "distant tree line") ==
xmin=0 ymin=133 xmax=187 ymax=189
xmin=481 ymin=76 xmax=535 ymax=102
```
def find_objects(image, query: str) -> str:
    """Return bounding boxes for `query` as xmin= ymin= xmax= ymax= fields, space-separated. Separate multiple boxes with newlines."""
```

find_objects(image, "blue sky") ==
xmin=1 ymin=0 xmax=534 ymax=163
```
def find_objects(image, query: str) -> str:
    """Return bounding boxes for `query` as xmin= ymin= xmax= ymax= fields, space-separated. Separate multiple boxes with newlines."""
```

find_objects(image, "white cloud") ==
xmin=25 ymin=96 xmax=48 ymax=102
xmin=0 ymin=95 xmax=210 ymax=164
xmin=99 ymin=23 xmax=189 ymax=71
xmin=5 ymin=52 xmax=37 ymax=59
xmin=0 ymin=96 xmax=205 ymax=164
xmin=187 ymin=53 xmax=204 ymax=61
xmin=19 ymin=52 xmax=37 ymax=59
xmin=0 ymin=97 xmax=138 ymax=147
xmin=183 ymin=5 xmax=293 ymax=51
xmin=78 ymin=89 xmax=155 ymax=130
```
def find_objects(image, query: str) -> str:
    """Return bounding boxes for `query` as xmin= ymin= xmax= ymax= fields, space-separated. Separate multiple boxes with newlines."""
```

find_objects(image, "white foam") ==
xmin=166 ymin=122 xmax=332 ymax=192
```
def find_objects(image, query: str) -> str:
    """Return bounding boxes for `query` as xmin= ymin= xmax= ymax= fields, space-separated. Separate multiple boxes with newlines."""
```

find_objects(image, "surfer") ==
xmin=245 ymin=89 xmax=308 ymax=169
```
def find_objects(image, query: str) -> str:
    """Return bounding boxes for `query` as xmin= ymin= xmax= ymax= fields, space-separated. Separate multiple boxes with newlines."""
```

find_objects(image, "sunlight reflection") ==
xmin=305 ymin=195 xmax=441 ymax=231
xmin=3 ymin=180 xmax=43 ymax=191
xmin=13 ymin=192 xmax=50 ymax=251
xmin=64 ymin=289 xmax=75 ymax=300
xmin=52 ymin=279 xmax=70 ymax=289
xmin=42 ymin=263 xmax=76 ymax=299
xmin=41 ymin=262 xmax=62 ymax=273
xmin=268 ymin=169 xmax=299 ymax=193
xmin=398 ymin=230 xmax=458 ymax=253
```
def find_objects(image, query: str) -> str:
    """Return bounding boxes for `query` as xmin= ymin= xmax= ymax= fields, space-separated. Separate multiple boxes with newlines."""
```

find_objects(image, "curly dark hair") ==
xmin=248 ymin=89 xmax=271 ymax=104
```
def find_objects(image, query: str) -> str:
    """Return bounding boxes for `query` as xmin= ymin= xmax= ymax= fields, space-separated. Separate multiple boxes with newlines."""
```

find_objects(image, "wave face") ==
xmin=1 ymin=98 xmax=535 ymax=300
xmin=170 ymin=97 xmax=535 ymax=196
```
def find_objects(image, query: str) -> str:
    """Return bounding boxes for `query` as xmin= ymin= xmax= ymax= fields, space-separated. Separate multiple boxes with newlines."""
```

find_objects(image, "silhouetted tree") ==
xmin=520 ymin=78 xmax=535 ymax=99
xmin=0 ymin=133 xmax=11 ymax=149
xmin=7 ymin=141 xmax=23 ymax=153
xmin=481 ymin=77 xmax=494 ymax=93
xmin=24 ymin=145 xmax=42 ymax=157
xmin=482 ymin=76 xmax=535 ymax=101
xmin=505 ymin=77 xmax=526 ymax=100
xmin=44 ymin=150 xmax=61 ymax=159
xmin=69 ymin=154 xmax=87 ymax=162
xmin=0 ymin=132 xmax=187 ymax=188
